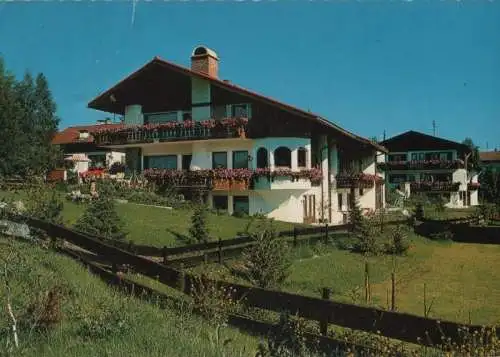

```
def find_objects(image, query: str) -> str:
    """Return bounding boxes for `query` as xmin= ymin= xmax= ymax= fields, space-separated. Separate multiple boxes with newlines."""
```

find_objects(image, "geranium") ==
xmin=182 ymin=120 xmax=195 ymax=129
xmin=200 ymin=119 xmax=216 ymax=128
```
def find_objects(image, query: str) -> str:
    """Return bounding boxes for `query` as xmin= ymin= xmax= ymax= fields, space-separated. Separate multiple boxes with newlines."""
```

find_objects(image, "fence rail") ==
xmin=18 ymin=215 xmax=495 ymax=348
xmin=59 ymin=245 xmax=378 ymax=356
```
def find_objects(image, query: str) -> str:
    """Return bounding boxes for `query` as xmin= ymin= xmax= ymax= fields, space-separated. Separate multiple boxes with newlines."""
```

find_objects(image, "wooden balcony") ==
xmin=377 ymin=160 xmax=465 ymax=171
xmin=335 ymin=173 xmax=384 ymax=189
xmin=212 ymin=179 xmax=250 ymax=191
xmin=91 ymin=119 xmax=248 ymax=146
xmin=410 ymin=182 xmax=460 ymax=193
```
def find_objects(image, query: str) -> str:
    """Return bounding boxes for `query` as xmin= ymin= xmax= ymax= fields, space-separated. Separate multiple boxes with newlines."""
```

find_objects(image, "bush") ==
xmin=25 ymin=184 xmax=64 ymax=224
xmin=241 ymin=222 xmax=292 ymax=289
xmin=430 ymin=229 xmax=454 ymax=241
xmin=74 ymin=196 xmax=127 ymax=241
xmin=108 ymin=162 xmax=126 ymax=175
xmin=477 ymin=203 xmax=498 ymax=222
xmin=256 ymin=312 xmax=310 ymax=357
xmin=189 ymin=204 xmax=210 ymax=243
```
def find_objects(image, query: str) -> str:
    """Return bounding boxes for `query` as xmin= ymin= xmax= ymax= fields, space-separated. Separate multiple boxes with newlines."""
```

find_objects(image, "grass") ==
xmin=191 ymin=230 xmax=500 ymax=326
xmin=0 ymin=189 xmax=297 ymax=247
xmin=0 ymin=234 xmax=258 ymax=357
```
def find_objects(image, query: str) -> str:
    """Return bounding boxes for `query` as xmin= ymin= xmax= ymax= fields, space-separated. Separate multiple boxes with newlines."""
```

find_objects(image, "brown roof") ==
xmin=52 ymin=124 xmax=124 ymax=145
xmin=480 ymin=151 xmax=500 ymax=162
xmin=88 ymin=57 xmax=387 ymax=153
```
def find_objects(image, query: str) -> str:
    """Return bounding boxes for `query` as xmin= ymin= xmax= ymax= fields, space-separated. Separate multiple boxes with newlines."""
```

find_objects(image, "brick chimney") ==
xmin=191 ymin=46 xmax=219 ymax=78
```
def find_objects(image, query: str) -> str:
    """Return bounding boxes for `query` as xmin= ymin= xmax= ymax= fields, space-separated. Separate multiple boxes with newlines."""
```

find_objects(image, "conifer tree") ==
xmin=189 ymin=204 xmax=210 ymax=243
xmin=74 ymin=197 xmax=127 ymax=241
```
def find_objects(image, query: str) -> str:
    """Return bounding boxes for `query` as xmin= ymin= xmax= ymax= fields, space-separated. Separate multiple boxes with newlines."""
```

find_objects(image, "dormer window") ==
xmin=78 ymin=130 xmax=90 ymax=140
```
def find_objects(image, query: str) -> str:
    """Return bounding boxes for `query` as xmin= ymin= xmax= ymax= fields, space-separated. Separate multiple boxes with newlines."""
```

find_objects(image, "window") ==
xmin=256 ymin=147 xmax=268 ymax=169
xmin=212 ymin=152 xmax=227 ymax=169
xmin=144 ymin=155 xmax=177 ymax=169
xmin=213 ymin=195 xmax=228 ymax=211
xmin=233 ymin=196 xmax=249 ymax=215
xmin=146 ymin=112 xmax=178 ymax=124
xmin=408 ymin=175 xmax=416 ymax=182
xmin=388 ymin=174 xmax=406 ymax=184
xmin=182 ymin=155 xmax=192 ymax=170
xmin=439 ymin=152 xmax=448 ymax=161
xmin=347 ymin=193 xmax=352 ymax=210
xmin=411 ymin=153 xmax=418 ymax=161
xmin=359 ymin=188 xmax=364 ymax=196
xmin=231 ymin=104 xmax=249 ymax=117
xmin=274 ymin=147 xmax=291 ymax=168
xmin=297 ymin=147 xmax=307 ymax=168
xmin=88 ymin=154 xmax=106 ymax=168
xmin=418 ymin=153 xmax=425 ymax=160
xmin=232 ymin=151 xmax=249 ymax=169
xmin=337 ymin=193 xmax=343 ymax=211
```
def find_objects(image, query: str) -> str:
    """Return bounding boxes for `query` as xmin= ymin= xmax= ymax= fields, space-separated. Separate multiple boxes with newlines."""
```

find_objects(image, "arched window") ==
xmin=297 ymin=147 xmax=307 ymax=168
xmin=274 ymin=147 xmax=291 ymax=168
xmin=256 ymin=147 xmax=268 ymax=169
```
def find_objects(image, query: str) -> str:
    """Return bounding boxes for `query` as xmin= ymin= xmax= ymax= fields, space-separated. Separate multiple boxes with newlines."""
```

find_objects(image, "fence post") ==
xmin=162 ymin=246 xmax=168 ymax=265
xmin=179 ymin=263 xmax=186 ymax=293
xmin=391 ymin=272 xmax=396 ymax=311
xmin=324 ymin=223 xmax=329 ymax=244
xmin=320 ymin=287 xmax=331 ymax=336
xmin=364 ymin=261 xmax=370 ymax=304
xmin=218 ymin=238 xmax=222 ymax=264
xmin=293 ymin=227 xmax=298 ymax=247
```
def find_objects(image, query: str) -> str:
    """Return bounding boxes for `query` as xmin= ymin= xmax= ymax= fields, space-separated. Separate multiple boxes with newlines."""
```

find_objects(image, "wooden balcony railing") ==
xmin=410 ymin=182 xmax=460 ymax=192
xmin=91 ymin=118 xmax=248 ymax=146
xmin=335 ymin=173 xmax=384 ymax=189
xmin=377 ymin=160 xmax=465 ymax=171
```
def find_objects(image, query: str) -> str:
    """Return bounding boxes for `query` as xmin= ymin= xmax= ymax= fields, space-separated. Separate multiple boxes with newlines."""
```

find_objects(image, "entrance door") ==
xmin=182 ymin=155 xmax=192 ymax=170
xmin=303 ymin=195 xmax=316 ymax=224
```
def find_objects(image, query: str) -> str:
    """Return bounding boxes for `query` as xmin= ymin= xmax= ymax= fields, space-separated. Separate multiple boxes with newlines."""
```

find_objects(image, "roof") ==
xmin=87 ymin=56 xmax=387 ymax=153
xmin=381 ymin=130 xmax=470 ymax=154
xmin=479 ymin=151 xmax=500 ymax=162
xmin=52 ymin=124 xmax=124 ymax=145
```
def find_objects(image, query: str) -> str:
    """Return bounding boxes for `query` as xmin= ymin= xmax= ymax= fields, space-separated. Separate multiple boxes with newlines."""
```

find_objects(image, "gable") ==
xmin=381 ymin=131 xmax=470 ymax=154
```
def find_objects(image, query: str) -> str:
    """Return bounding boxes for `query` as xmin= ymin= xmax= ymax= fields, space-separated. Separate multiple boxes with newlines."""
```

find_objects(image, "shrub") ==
xmin=256 ymin=312 xmax=310 ymax=357
xmin=74 ymin=196 xmax=127 ymax=241
xmin=241 ymin=222 xmax=292 ymax=289
xmin=385 ymin=225 xmax=410 ymax=255
xmin=23 ymin=285 xmax=64 ymax=332
xmin=189 ymin=204 xmax=210 ymax=243
xmin=190 ymin=273 xmax=239 ymax=327
xmin=430 ymin=229 xmax=454 ymax=241
xmin=108 ymin=162 xmax=126 ymax=175
xmin=25 ymin=184 xmax=64 ymax=224
xmin=477 ymin=203 xmax=498 ymax=222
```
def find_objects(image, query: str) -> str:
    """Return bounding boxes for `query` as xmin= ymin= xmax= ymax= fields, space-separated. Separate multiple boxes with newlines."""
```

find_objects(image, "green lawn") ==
xmin=192 ymin=232 xmax=500 ymax=326
xmin=0 ymin=235 xmax=257 ymax=357
xmin=0 ymin=189 xmax=297 ymax=247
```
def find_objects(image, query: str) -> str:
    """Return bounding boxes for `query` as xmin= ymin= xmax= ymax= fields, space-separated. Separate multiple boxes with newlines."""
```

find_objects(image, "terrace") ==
xmin=335 ymin=173 xmax=384 ymax=189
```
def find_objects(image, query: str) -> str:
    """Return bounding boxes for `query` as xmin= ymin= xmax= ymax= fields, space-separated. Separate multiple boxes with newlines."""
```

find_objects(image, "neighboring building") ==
xmin=379 ymin=130 xmax=479 ymax=208
xmin=52 ymin=123 xmax=126 ymax=176
xmin=479 ymin=150 xmax=500 ymax=172
xmin=87 ymin=45 xmax=387 ymax=224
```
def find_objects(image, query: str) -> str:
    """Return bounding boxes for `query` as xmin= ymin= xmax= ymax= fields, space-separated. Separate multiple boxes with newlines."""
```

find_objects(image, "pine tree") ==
xmin=189 ymin=204 xmax=210 ymax=243
xmin=74 ymin=197 xmax=127 ymax=241
xmin=0 ymin=57 xmax=61 ymax=178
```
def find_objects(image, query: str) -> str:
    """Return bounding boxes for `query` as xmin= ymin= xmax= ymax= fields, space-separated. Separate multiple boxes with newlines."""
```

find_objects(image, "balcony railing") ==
xmin=335 ymin=173 xmax=384 ymax=189
xmin=143 ymin=167 xmax=322 ymax=191
xmin=410 ymin=181 xmax=460 ymax=192
xmin=377 ymin=160 xmax=465 ymax=171
xmin=91 ymin=118 xmax=248 ymax=146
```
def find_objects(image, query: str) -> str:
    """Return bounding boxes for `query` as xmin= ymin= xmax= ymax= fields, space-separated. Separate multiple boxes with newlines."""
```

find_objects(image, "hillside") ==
xmin=0 ymin=235 xmax=257 ymax=357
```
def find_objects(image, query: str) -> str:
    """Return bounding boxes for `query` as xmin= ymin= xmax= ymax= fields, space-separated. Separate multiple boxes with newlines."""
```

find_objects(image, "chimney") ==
xmin=191 ymin=46 xmax=219 ymax=78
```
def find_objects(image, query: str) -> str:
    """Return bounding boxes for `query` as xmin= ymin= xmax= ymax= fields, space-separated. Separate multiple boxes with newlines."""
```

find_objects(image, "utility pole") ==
xmin=383 ymin=130 xmax=386 ymax=142
xmin=432 ymin=120 xmax=437 ymax=136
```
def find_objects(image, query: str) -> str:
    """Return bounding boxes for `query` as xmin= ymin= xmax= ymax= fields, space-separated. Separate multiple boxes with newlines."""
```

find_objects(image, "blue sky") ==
xmin=0 ymin=1 xmax=499 ymax=150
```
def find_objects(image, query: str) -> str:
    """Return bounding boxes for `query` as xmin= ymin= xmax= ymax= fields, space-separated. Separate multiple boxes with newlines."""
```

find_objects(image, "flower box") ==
xmin=212 ymin=179 xmax=231 ymax=191
xmin=230 ymin=180 xmax=249 ymax=191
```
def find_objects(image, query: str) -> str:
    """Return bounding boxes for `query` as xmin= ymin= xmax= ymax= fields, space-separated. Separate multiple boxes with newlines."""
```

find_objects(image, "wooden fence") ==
xmin=59 ymin=245 xmax=378 ymax=356
xmin=19 ymin=215 xmax=495 ymax=348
